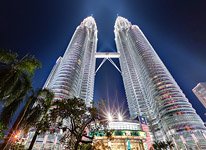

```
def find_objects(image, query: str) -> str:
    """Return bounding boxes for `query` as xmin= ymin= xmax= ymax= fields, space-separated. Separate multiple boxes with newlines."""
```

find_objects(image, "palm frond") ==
xmin=0 ymin=72 xmax=18 ymax=100
xmin=0 ymin=49 xmax=17 ymax=64
xmin=41 ymin=88 xmax=54 ymax=101
xmin=0 ymin=97 xmax=24 ymax=126
xmin=17 ymin=56 xmax=41 ymax=76
xmin=0 ymin=81 xmax=30 ymax=125
xmin=1 ymin=74 xmax=21 ymax=103
xmin=4 ymin=74 xmax=31 ymax=107
xmin=19 ymin=89 xmax=54 ymax=133
xmin=26 ymin=107 xmax=42 ymax=123
xmin=0 ymin=66 xmax=11 ymax=83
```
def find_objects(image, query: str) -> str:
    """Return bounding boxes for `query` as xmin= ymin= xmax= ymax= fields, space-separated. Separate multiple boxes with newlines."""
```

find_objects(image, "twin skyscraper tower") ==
xmin=44 ymin=16 xmax=206 ymax=148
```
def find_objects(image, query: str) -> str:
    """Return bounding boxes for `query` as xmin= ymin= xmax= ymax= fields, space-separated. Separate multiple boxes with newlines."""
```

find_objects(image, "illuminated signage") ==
xmin=90 ymin=130 xmax=146 ymax=138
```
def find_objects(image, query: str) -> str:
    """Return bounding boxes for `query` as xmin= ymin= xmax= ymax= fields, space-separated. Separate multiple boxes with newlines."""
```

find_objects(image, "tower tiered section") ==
xmin=29 ymin=16 xmax=206 ymax=150
xmin=114 ymin=16 xmax=206 ymax=149
xmin=28 ymin=17 xmax=97 ymax=149
xmin=44 ymin=16 xmax=97 ymax=107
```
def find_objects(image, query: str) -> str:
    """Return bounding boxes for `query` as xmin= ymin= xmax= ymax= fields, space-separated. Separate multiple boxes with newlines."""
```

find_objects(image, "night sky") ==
xmin=0 ymin=0 xmax=206 ymax=121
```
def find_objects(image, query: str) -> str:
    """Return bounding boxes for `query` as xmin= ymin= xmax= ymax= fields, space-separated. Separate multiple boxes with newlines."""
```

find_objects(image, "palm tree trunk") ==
xmin=0 ymin=113 xmax=22 ymax=149
xmin=74 ymin=119 xmax=93 ymax=150
xmin=0 ymin=132 xmax=11 ymax=150
xmin=0 ymin=97 xmax=33 ymax=150
xmin=74 ymin=137 xmax=81 ymax=150
xmin=28 ymin=130 xmax=38 ymax=150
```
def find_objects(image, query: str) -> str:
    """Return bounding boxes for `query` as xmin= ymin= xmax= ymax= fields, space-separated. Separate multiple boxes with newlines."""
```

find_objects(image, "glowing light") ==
xmin=14 ymin=134 xmax=18 ymax=139
xmin=108 ymin=113 xmax=113 ymax=121
xmin=118 ymin=114 xmax=123 ymax=121
xmin=12 ymin=130 xmax=21 ymax=141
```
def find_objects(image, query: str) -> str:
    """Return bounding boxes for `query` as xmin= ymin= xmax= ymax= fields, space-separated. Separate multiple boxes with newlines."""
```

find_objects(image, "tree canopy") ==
xmin=49 ymin=97 xmax=99 ymax=150
xmin=0 ymin=49 xmax=41 ymax=126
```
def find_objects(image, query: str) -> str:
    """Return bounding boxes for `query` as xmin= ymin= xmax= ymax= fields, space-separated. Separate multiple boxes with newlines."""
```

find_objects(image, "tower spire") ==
xmin=115 ymin=16 xmax=131 ymax=30
xmin=81 ymin=16 xmax=97 ymax=29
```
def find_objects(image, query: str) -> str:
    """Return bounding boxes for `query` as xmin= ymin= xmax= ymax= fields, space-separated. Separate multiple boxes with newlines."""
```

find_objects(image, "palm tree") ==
xmin=0 ymin=49 xmax=41 ymax=126
xmin=166 ymin=140 xmax=174 ymax=149
xmin=152 ymin=140 xmax=174 ymax=150
xmin=0 ymin=49 xmax=41 ymax=149
xmin=159 ymin=141 xmax=168 ymax=149
xmin=0 ymin=121 xmax=6 ymax=140
xmin=21 ymin=89 xmax=54 ymax=150
xmin=1 ymin=89 xmax=54 ymax=150
xmin=20 ymin=89 xmax=54 ymax=131
xmin=152 ymin=141 xmax=161 ymax=150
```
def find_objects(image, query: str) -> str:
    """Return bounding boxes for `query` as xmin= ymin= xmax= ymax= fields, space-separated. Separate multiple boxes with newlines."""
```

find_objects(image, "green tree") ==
xmin=0 ymin=50 xmax=41 ymax=149
xmin=166 ymin=140 xmax=175 ymax=149
xmin=10 ymin=142 xmax=26 ymax=150
xmin=27 ymin=114 xmax=51 ymax=150
xmin=152 ymin=140 xmax=174 ymax=150
xmin=0 ymin=121 xmax=6 ymax=140
xmin=0 ymin=49 xmax=41 ymax=126
xmin=78 ymin=143 xmax=93 ymax=150
xmin=20 ymin=89 xmax=54 ymax=132
xmin=152 ymin=141 xmax=160 ymax=150
xmin=20 ymin=89 xmax=54 ymax=150
xmin=159 ymin=141 xmax=168 ymax=149
xmin=49 ymin=97 xmax=99 ymax=150
xmin=0 ymin=89 xmax=54 ymax=150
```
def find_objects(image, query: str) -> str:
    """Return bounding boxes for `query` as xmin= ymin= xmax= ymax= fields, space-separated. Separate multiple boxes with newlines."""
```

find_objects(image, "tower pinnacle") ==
xmin=81 ymin=16 xmax=97 ymax=29
xmin=115 ymin=16 xmax=131 ymax=30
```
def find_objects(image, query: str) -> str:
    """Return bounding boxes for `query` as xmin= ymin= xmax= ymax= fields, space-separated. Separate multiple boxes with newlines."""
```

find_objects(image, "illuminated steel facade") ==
xmin=44 ymin=16 xmax=97 ymax=106
xmin=28 ymin=17 xmax=97 ymax=149
xmin=29 ymin=16 xmax=206 ymax=149
xmin=193 ymin=82 xmax=206 ymax=109
xmin=114 ymin=17 xmax=206 ymax=149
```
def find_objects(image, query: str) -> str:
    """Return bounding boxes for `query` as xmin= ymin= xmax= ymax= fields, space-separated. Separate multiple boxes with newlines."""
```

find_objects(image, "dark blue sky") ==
xmin=0 ymin=0 xmax=206 ymax=121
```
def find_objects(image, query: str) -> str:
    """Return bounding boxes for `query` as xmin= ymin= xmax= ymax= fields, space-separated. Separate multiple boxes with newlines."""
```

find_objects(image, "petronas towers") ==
xmin=44 ymin=17 xmax=97 ymax=107
xmin=43 ymin=16 xmax=206 ymax=149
